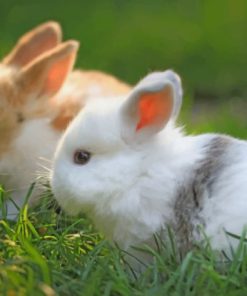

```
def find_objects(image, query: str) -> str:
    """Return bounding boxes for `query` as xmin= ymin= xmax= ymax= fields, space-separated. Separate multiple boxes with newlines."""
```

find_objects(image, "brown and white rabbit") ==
xmin=51 ymin=70 xmax=247 ymax=267
xmin=0 ymin=22 xmax=80 ymax=216
xmin=0 ymin=21 xmax=130 ymax=217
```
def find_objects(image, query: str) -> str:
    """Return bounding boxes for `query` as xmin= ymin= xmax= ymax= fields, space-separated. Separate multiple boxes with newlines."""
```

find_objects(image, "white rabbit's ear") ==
xmin=120 ymin=70 xmax=182 ymax=143
xmin=3 ymin=21 xmax=62 ymax=67
xmin=20 ymin=40 xmax=79 ymax=99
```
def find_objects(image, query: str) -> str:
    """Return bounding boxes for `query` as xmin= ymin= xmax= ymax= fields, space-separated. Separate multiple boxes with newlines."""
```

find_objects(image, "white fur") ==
xmin=0 ymin=119 xmax=60 ymax=216
xmin=51 ymin=70 xmax=247 ymax=258
xmin=200 ymin=141 xmax=247 ymax=250
xmin=0 ymin=65 xmax=14 ymax=79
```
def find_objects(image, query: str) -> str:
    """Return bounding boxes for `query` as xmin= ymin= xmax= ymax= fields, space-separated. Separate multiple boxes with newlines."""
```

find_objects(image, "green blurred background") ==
xmin=1 ymin=0 xmax=247 ymax=135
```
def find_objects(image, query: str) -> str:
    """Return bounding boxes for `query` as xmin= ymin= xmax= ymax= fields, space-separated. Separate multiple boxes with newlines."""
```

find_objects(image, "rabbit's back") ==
xmin=173 ymin=134 xmax=247 ymax=252
xmin=201 ymin=137 xmax=247 ymax=249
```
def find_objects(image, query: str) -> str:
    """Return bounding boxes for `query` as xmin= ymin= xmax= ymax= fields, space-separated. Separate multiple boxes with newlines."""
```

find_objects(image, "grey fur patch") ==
xmin=173 ymin=135 xmax=232 ymax=255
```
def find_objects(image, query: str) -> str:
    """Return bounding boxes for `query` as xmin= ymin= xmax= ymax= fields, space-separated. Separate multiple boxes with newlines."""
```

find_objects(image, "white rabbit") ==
xmin=0 ymin=21 xmax=131 ymax=218
xmin=51 ymin=70 xmax=247 ymax=262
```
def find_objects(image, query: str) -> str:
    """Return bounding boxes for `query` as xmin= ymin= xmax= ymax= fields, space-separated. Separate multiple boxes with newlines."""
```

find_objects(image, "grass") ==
xmin=1 ymin=137 xmax=247 ymax=296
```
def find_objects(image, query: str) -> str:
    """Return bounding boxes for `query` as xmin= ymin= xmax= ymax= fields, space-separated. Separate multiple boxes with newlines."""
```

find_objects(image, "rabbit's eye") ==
xmin=73 ymin=150 xmax=91 ymax=165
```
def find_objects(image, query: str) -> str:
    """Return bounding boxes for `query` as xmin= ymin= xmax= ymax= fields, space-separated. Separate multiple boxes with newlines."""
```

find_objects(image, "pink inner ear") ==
xmin=43 ymin=53 xmax=74 ymax=95
xmin=136 ymin=88 xmax=173 ymax=131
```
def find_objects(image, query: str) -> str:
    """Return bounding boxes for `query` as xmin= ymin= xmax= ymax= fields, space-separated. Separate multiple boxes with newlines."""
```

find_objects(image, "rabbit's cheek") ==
xmin=0 ymin=116 xmax=19 ymax=156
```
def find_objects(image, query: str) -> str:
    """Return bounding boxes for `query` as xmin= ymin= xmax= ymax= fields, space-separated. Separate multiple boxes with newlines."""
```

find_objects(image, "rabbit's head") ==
xmin=51 ymin=70 xmax=182 ymax=220
xmin=0 ymin=22 xmax=79 ymax=156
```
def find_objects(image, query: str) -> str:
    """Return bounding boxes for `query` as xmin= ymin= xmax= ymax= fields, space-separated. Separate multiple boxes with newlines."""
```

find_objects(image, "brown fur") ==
xmin=0 ymin=22 xmax=131 ymax=157
xmin=51 ymin=70 xmax=131 ymax=130
xmin=75 ymin=70 xmax=131 ymax=96
xmin=3 ymin=21 xmax=61 ymax=67
xmin=0 ymin=66 xmax=22 ymax=155
xmin=0 ymin=112 xmax=18 ymax=156
xmin=0 ymin=21 xmax=63 ymax=157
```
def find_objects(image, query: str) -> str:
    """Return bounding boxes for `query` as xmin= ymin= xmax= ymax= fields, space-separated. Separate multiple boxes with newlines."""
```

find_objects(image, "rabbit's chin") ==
xmin=56 ymin=198 xmax=85 ymax=216
xmin=52 ymin=188 xmax=95 ymax=216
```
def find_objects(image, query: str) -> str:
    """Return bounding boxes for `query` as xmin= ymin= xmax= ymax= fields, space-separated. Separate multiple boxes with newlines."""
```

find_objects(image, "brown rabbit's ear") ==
xmin=3 ymin=21 xmax=62 ymax=67
xmin=20 ymin=40 xmax=79 ymax=99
